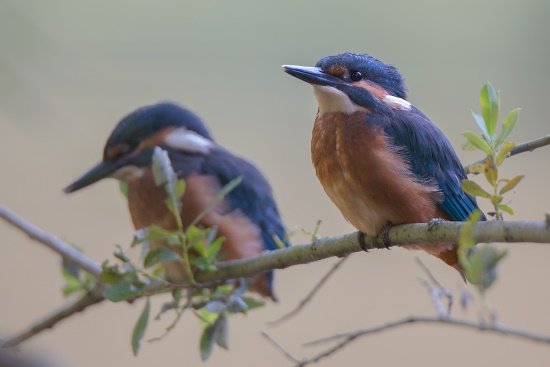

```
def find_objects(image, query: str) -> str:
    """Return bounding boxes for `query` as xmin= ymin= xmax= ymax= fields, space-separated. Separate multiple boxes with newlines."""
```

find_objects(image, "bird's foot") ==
xmin=358 ymin=232 xmax=369 ymax=252
xmin=381 ymin=224 xmax=392 ymax=249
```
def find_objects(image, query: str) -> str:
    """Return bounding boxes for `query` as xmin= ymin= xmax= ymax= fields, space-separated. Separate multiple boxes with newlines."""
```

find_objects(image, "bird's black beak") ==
xmin=282 ymin=65 xmax=344 ymax=88
xmin=63 ymin=160 xmax=118 ymax=193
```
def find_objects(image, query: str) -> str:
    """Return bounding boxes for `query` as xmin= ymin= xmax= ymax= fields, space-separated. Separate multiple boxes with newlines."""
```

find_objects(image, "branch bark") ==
xmin=194 ymin=220 xmax=550 ymax=283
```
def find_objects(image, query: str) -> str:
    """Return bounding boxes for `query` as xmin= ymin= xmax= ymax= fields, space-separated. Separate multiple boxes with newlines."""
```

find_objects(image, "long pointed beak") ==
xmin=63 ymin=161 xmax=117 ymax=193
xmin=282 ymin=65 xmax=344 ymax=88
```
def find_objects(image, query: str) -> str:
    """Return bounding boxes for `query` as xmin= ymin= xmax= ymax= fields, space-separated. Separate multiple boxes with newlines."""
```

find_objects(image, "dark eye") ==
xmin=350 ymin=71 xmax=363 ymax=82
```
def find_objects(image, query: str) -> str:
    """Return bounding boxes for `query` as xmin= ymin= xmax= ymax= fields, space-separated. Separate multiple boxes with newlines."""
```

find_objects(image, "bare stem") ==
xmin=269 ymin=256 xmax=350 ymax=325
xmin=0 ymin=205 xmax=102 ymax=277
xmin=295 ymin=316 xmax=550 ymax=366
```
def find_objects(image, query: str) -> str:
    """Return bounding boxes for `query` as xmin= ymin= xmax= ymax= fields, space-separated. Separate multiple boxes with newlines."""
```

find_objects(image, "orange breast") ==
xmin=311 ymin=112 xmax=441 ymax=235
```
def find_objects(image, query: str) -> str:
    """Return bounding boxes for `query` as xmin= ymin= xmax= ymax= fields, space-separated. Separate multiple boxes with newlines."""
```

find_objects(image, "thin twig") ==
xmin=464 ymin=135 xmax=550 ymax=174
xmin=415 ymin=258 xmax=453 ymax=315
xmin=0 ymin=205 xmax=102 ymax=277
xmin=269 ymin=256 xmax=350 ymax=325
xmin=295 ymin=316 xmax=550 ymax=366
xmin=261 ymin=332 xmax=303 ymax=364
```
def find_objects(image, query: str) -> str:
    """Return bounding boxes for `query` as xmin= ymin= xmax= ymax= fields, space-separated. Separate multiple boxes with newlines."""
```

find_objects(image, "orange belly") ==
xmin=311 ymin=111 xmax=442 ymax=234
xmin=311 ymin=111 xmax=462 ymax=273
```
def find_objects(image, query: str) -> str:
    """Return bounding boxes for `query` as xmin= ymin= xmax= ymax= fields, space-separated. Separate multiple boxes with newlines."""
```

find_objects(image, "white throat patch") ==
xmin=383 ymin=95 xmax=412 ymax=110
xmin=313 ymin=85 xmax=366 ymax=115
xmin=110 ymin=165 xmax=145 ymax=182
xmin=164 ymin=128 xmax=215 ymax=154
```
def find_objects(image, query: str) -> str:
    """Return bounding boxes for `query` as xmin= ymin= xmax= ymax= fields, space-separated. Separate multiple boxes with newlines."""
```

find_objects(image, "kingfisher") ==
xmin=283 ymin=53 xmax=485 ymax=276
xmin=64 ymin=102 xmax=289 ymax=301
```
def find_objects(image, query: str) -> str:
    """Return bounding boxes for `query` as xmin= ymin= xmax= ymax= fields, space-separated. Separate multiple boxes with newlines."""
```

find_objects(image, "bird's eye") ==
xmin=350 ymin=71 xmax=363 ymax=82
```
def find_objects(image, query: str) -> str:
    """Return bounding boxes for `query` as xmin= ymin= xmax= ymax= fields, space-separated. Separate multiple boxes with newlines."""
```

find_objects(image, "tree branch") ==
xmin=3 ymin=204 xmax=550 ymax=347
xmin=195 ymin=220 xmax=550 ymax=284
xmin=0 ymin=205 xmax=102 ymax=277
xmin=464 ymin=135 xmax=550 ymax=174
xmin=294 ymin=315 xmax=550 ymax=366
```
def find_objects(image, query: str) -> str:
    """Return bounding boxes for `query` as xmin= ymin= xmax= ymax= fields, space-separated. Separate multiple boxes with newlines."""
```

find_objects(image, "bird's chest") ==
xmin=126 ymin=168 xmax=224 ymax=231
xmin=311 ymin=112 xmax=427 ymax=234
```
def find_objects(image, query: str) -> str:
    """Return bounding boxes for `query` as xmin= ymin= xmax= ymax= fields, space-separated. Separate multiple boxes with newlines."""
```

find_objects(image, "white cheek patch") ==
xmin=164 ymin=128 xmax=215 ymax=154
xmin=313 ymin=85 xmax=367 ymax=115
xmin=110 ymin=165 xmax=145 ymax=182
xmin=383 ymin=95 xmax=412 ymax=110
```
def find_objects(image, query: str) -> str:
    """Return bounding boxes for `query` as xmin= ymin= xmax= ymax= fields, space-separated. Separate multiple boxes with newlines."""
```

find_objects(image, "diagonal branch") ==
xmin=464 ymin=135 xmax=550 ymax=174
xmin=295 ymin=315 xmax=550 ymax=366
xmin=0 ymin=205 xmax=102 ymax=277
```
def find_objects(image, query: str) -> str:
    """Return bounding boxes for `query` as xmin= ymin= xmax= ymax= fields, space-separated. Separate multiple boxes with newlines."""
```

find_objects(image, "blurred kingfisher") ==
xmin=64 ymin=102 xmax=289 ymax=301
xmin=283 ymin=53 xmax=485 ymax=276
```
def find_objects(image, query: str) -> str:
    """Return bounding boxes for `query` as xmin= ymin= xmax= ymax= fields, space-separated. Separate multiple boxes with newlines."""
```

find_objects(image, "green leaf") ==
xmin=499 ymin=204 xmax=514 ymax=215
xmin=463 ymin=132 xmax=493 ymax=155
xmin=200 ymin=324 xmax=217 ymax=361
xmin=483 ymin=156 xmax=498 ymax=186
xmin=133 ymin=226 xmax=180 ymax=246
xmin=496 ymin=108 xmax=520 ymax=147
xmin=490 ymin=195 xmax=503 ymax=207
xmin=480 ymin=83 xmax=500 ymax=137
xmin=496 ymin=141 xmax=516 ymax=166
xmin=468 ymin=163 xmax=485 ymax=174
xmin=215 ymin=314 xmax=229 ymax=350
xmin=461 ymin=179 xmax=491 ymax=198
xmin=132 ymin=298 xmax=150 ymax=356
xmin=114 ymin=250 xmax=130 ymax=263
xmin=175 ymin=179 xmax=186 ymax=201
xmin=104 ymin=281 xmax=138 ymax=302
xmin=241 ymin=296 xmax=265 ymax=310
xmin=460 ymin=141 xmax=477 ymax=152
xmin=465 ymin=246 xmax=507 ymax=292
xmin=119 ymin=182 xmax=128 ymax=198
xmin=61 ymin=268 xmax=82 ymax=296
xmin=471 ymin=111 xmax=489 ymax=138
xmin=99 ymin=263 xmax=124 ymax=284
xmin=207 ymin=237 xmax=224 ymax=259
xmin=499 ymin=175 xmax=525 ymax=195
xmin=143 ymin=247 xmax=182 ymax=268
xmin=458 ymin=210 xmax=482 ymax=268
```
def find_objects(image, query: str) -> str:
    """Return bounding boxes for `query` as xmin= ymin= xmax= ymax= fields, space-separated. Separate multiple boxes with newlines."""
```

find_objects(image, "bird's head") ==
xmin=64 ymin=102 xmax=215 ymax=193
xmin=283 ymin=53 xmax=410 ymax=115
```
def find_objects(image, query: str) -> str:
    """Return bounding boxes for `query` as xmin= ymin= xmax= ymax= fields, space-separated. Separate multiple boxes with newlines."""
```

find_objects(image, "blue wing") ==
xmin=198 ymin=149 xmax=290 ymax=251
xmin=373 ymin=107 xmax=485 ymax=221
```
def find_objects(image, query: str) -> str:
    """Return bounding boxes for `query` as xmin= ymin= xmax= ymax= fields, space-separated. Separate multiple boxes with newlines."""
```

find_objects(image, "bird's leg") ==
xmin=381 ymin=223 xmax=393 ymax=249
xmin=357 ymin=232 xmax=369 ymax=252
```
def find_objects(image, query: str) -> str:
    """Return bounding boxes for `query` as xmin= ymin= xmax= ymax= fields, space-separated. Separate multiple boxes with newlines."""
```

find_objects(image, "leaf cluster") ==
xmin=462 ymin=82 xmax=524 ymax=220
xmin=93 ymin=147 xmax=264 ymax=359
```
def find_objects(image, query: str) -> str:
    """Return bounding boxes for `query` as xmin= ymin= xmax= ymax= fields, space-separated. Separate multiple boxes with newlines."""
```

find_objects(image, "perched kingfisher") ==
xmin=283 ymin=53 xmax=485 ymax=276
xmin=64 ymin=102 xmax=289 ymax=300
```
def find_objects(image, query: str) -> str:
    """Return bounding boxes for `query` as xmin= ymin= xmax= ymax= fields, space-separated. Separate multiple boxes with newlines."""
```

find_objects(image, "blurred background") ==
xmin=1 ymin=0 xmax=549 ymax=366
